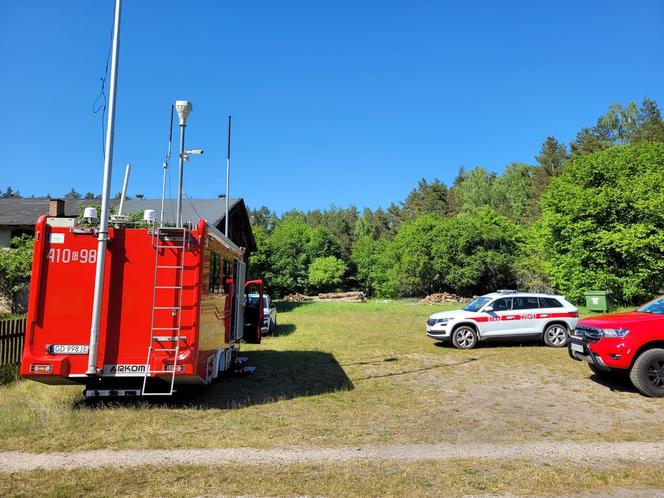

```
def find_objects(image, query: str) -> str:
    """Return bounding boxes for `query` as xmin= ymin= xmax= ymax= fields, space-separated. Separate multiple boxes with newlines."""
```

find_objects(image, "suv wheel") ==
xmin=452 ymin=326 xmax=478 ymax=349
xmin=543 ymin=324 xmax=568 ymax=347
xmin=630 ymin=348 xmax=664 ymax=397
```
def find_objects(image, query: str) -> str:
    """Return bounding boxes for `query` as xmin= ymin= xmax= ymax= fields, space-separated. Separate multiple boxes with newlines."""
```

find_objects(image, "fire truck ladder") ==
xmin=142 ymin=226 xmax=189 ymax=396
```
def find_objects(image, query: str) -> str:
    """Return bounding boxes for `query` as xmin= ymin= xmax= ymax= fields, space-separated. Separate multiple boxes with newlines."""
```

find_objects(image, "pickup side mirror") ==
xmin=483 ymin=305 xmax=494 ymax=312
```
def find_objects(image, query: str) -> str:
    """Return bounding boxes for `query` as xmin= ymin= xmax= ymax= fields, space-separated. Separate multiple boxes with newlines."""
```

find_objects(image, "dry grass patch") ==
xmin=3 ymin=459 xmax=664 ymax=497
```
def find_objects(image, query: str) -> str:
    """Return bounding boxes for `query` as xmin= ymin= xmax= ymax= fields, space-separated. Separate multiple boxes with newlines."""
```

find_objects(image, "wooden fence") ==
xmin=0 ymin=316 xmax=26 ymax=366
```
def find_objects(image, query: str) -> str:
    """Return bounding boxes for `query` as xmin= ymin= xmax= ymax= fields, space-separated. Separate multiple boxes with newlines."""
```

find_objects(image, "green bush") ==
xmin=308 ymin=256 xmax=347 ymax=293
xmin=263 ymin=218 xmax=341 ymax=295
xmin=385 ymin=209 xmax=522 ymax=297
xmin=351 ymin=235 xmax=392 ymax=296
xmin=0 ymin=235 xmax=33 ymax=312
xmin=540 ymin=142 xmax=664 ymax=304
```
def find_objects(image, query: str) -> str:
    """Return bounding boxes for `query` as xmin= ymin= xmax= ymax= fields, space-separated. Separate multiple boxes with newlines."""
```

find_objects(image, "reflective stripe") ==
xmin=470 ymin=311 xmax=576 ymax=323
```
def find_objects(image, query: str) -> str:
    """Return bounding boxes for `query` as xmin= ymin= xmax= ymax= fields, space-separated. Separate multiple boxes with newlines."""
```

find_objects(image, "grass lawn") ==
xmin=0 ymin=300 xmax=659 ymax=454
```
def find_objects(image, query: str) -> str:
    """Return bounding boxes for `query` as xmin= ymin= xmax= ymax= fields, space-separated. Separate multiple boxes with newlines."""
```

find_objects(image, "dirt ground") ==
xmin=1 ymin=440 xmax=664 ymax=472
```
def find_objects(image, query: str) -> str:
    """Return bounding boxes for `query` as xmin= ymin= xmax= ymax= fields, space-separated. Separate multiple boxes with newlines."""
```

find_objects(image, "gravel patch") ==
xmin=2 ymin=441 xmax=664 ymax=473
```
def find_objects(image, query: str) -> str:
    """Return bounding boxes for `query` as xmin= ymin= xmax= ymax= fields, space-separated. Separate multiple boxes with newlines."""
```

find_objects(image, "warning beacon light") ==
xmin=83 ymin=207 xmax=98 ymax=224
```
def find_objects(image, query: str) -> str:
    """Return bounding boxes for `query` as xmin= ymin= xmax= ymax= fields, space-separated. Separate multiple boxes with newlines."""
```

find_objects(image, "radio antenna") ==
xmin=87 ymin=0 xmax=122 ymax=375
xmin=160 ymin=104 xmax=174 ymax=225
xmin=224 ymin=115 xmax=231 ymax=236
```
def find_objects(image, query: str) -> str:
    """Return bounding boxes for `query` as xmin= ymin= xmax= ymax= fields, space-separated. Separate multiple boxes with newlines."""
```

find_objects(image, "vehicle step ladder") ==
xmin=141 ymin=226 xmax=190 ymax=396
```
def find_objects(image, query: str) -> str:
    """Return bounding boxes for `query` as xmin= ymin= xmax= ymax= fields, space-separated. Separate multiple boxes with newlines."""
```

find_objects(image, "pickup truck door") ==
xmin=243 ymin=280 xmax=264 ymax=344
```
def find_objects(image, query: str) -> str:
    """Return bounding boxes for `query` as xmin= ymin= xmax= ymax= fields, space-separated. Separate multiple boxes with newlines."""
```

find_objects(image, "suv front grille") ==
xmin=574 ymin=325 xmax=602 ymax=342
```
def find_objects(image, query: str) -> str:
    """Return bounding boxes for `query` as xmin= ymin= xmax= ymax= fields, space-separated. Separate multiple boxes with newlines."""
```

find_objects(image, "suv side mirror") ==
xmin=484 ymin=305 xmax=494 ymax=312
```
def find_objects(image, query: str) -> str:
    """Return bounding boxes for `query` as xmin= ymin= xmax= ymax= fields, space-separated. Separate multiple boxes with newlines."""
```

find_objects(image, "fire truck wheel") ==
xmin=451 ymin=325 xmax=478 ymax=349
xmin=543 ymin=324 xmax=568 ymax=347
xmin=630 ymin=348 xmax=664 ymax=397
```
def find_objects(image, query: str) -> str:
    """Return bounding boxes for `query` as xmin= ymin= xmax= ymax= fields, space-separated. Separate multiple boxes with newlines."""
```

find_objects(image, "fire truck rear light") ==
xmin=30 ymin=364 xmax=53 ymax=374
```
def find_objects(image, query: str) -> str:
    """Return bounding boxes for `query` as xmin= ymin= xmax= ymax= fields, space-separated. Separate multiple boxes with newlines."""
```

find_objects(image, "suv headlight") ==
xmin=601 ymin=328 xmax=630 ymax=338
xmin=433 ymin=318 xmax=449 ymax=325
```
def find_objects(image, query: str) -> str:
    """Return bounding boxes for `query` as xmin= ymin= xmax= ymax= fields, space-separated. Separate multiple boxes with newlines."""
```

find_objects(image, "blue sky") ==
xmin=1 ymin=1 xmax=663 ymax=214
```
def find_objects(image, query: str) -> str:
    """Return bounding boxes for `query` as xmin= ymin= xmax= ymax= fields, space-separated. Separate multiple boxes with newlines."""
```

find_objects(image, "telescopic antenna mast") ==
xmin=86 ymin=0 xmax=122 ymax=375
xmin=225 ymin=115 xmax=231 ymax=236
xmin=160 ymin=105 xmax=174 ymax=225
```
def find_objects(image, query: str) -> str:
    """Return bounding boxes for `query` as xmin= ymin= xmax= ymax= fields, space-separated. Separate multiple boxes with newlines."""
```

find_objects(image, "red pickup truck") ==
xmin=568 ymin=295 xmax=664 ymax=397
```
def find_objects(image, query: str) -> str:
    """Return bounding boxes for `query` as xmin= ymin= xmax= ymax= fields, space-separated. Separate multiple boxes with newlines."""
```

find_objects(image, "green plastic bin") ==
xmin=584 ymin=290 xmax=611 ymax=312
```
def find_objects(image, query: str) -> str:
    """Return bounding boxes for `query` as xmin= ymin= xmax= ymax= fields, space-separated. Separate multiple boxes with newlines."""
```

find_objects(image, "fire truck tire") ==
xmin=543 ymin=323 xmax=568 ymax=347
xmin=451 ymin=325 xmax=478 ymax=349
xmin=630 ymin=348 xmax=664 ymax=397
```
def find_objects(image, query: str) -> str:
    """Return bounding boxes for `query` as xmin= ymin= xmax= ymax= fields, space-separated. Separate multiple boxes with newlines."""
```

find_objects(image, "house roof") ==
xmin=121 ymin=197 xmax=242 ymax=227
xmin=0 ymin=197 xmax=240 ymax=226
xmin=0 ymin=196 xmax=256 ymax=252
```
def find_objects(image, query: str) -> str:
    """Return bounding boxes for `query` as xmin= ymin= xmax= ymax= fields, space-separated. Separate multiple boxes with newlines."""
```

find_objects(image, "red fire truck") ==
xmin=20 ymin=214 xmax=264 ymax=397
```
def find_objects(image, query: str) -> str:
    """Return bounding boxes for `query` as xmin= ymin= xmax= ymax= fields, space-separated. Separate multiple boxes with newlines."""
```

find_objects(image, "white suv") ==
xmin=426 ymin=290 xmax=578 ymax=349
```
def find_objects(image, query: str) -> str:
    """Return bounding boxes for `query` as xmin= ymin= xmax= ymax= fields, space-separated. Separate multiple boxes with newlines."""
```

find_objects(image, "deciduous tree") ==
xmin=540 ymin=142 xmax=664 ymax=304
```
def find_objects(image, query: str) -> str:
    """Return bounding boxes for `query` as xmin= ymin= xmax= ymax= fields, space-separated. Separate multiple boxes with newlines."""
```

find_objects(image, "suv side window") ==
xmin=491 ymin=298 xmax=512 ymax=311
xmin=540 ymin=297 xmax=563 ymax=308
xmin=513 ymin=296 xmax=539 ymax=310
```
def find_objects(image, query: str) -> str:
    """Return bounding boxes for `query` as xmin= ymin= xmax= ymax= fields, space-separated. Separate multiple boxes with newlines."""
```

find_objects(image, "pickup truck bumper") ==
xmin=568 ymin=337 xmax=611 ymax=371
xmin=568 ymin=335 xmax=633 ymax=371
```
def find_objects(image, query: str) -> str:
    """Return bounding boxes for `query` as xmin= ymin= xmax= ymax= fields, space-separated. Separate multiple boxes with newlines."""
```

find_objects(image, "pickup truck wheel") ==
xmin=451 ymin=326 xmax=478 ymax=349
xmin=269 ymin=317 xmax=276 ymax=335
xmin=543 ymin=324 xmax=568 ymax=347
xmin=630 ymin=348 xmax=664 ymax=397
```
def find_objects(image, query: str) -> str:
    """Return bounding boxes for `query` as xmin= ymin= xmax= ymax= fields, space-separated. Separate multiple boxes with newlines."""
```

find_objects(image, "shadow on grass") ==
xmin=273 ymin=323 xmax=296 ymax=337
xmin=434 ymin=337 xmax=546 ymax=349
xmin=589 ymin=372 xmax=639 ymax=394
xmin=0 ymin=364 xmax=20 ymax=386
xmin=81 ymin=350 xmax=353 ymax=410
xmin=275 ymin=301 xmax=314 ymax=313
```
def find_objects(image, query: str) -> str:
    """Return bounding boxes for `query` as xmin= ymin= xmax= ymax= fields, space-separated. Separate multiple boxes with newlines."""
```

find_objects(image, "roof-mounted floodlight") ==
xmin=175 ymin=100 xmax=192 ymax=126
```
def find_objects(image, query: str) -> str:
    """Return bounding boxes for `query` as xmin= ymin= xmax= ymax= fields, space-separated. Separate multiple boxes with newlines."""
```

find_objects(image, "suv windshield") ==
xmin=464 ymin=296 xmax=491 ymax=312
xmin=638 ymin=296 xmax=664 ymax=315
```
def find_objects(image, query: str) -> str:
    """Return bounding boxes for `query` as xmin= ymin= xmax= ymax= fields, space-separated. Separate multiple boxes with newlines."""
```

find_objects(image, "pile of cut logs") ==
xmin=281 ymin=291 xmax=367 ymax=303
xmin=419 ymin=292 xmax=467 ymax=304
